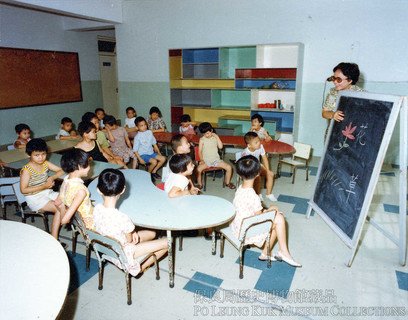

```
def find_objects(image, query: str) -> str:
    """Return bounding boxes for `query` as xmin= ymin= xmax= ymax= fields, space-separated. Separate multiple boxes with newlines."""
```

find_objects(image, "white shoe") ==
xmin=259 ymin=194 xmax=264 ymax=201
xmin=266 ymin=193 xmax=277 ymax=201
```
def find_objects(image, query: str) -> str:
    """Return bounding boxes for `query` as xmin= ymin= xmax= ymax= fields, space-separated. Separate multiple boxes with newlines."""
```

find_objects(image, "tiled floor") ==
xmin=3 ymin=155 xmax=407 ymax=320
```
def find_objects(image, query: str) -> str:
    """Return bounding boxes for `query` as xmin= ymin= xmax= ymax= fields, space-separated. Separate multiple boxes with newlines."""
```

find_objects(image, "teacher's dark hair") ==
xmin=97 ymin=168 xmax=126 ymax=196
xmin=333 ymin=62 xmax=360 ymax=85
xmin=61 ymin=148 xmax=89 ymax=173
xmin=169 ymin=154 xmax=192 ymax=174
xmin=78 ymin=121 xmax=96 ymax=136
xmin=236 ymin=155 xmax=260 ymax=180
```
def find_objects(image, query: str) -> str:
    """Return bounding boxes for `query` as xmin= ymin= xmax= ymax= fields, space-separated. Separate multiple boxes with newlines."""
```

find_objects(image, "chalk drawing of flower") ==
xmin=342 ymin=123 xmax=357 ymax=140
xmin=334 ymin=122 xmax=357 ymax=151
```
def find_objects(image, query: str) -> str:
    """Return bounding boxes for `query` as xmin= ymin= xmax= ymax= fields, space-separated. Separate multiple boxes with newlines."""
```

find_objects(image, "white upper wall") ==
xmin=116 ymin=0 xmax=408 ymax=83
xmin=2 ymin=0 xmax=123 ymax=23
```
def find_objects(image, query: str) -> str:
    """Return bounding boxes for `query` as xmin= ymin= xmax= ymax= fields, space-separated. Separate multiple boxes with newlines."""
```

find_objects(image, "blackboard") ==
xmin=308 ymin=91 xmax=402 ymax=248
xmin=0 ymin=47 xmax=82 ymax=109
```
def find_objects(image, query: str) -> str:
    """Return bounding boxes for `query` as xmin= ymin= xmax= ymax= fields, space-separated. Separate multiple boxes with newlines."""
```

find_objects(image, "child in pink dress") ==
xmin=14 ymin=123 xmax=31 ymax=149
xmin=93 ymin=169 xmax=168 ymax=275
xmin=230 ymin=155 xmax=301 ymax=267
xmin=104 ymin=115 xmax=138 ymax=169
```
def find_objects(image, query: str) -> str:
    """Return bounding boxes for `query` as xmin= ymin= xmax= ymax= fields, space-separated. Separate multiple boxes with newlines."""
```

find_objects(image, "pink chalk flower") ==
xmin=342 ymin=123 xmax=357 ymax=140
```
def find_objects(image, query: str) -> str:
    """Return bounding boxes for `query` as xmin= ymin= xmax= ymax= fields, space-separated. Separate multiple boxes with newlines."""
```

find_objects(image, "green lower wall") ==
xmin=118 ymin=81 xmax=407 ymax=165
xmin=0 ymin=81 xmax=102 ymax=146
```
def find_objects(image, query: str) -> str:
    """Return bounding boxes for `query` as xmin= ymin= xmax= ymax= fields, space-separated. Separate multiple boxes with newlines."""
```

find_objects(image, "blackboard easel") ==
xmin=307 ymin=91 xmax=407 ymax=267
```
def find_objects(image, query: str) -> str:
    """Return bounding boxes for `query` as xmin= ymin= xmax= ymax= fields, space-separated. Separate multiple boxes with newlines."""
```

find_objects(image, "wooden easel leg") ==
xmin=399 ymin=97 xmax=407 ymax=266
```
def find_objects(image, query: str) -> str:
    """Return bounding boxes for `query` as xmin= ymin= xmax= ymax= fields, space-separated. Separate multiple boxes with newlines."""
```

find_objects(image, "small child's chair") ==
xmin=87 ymin=229 xmax=160 ymax=305
xmin=12 ymin=181 xmax=51 ymax=232
xmin=277 ymin=142 xmax=312 ymax=184
xmin=71 ymin=212 xmax=93 ymax=270
xmin=212 ymin=211 xmax=276 ymax=279
xmin=0 ymin=177 xmax=19 ymax=219
xmin=194 ymin=146 xmax=225 ymax=191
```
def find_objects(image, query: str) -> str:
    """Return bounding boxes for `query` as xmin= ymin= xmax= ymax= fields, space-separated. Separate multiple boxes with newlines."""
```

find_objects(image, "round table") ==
xmin=0 ymin=220 xmax=70 ymax=319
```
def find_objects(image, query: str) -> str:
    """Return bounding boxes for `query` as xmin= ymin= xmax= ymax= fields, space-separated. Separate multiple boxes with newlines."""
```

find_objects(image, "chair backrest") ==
xmin=7 ymin=145 xmax=15 ymax=150
xmin=235 ymin=151 xmax=243 ymax=162
xmin=239 ymin=211 xmax=275 ymax=241
xmin=194 ymin=146 xmax=200 ymax=162
xmin=0 ymin=177 xmax=20 ymax=197
xmin=12 ymin=181 xmax=27 ymax=206
xmin=293 ymin=142 xmax=312 ymax=161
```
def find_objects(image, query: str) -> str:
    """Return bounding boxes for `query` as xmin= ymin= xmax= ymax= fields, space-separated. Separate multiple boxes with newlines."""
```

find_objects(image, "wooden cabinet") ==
xmin=169 ymin=43 xmax=303 ymax=139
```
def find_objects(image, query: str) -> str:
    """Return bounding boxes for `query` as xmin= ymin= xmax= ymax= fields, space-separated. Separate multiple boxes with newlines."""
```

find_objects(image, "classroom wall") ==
xmin=115 ymin=0 xmax=408 ymax=163
xmin=0 ymin=4 xmax=114 ymax=146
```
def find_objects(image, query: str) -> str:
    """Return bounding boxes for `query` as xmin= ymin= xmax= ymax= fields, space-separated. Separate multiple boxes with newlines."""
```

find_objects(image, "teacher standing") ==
xmin=322 ymin=63 xmax=364 ymax=136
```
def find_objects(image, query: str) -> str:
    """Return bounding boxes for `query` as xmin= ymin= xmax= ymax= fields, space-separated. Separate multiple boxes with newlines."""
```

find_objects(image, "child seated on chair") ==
xmin=165 ymin=154 xmax=198 ymax=197
xmin=56 ymin=117 xmax=80 ymax=140
xmin=196 ymin=122 xmax=235 ymax=190
xmin=14 ymin=123 xmax=31 ymax=149
xmin=251 ymin=114 xmax=272 ymax=141
xmin=124 ymin=106 xmax=138 ymax=139
xmin=19 ymin=138 xmax=65 ymax=239
xmin=133 ymin=116 xmax=166 ymax=180
xmin=231 ymin=155 xmax=301 ymax=267
xmin=58 ymin=148 xmax=94 ymax=231
xmin=179 ymin=114 xmax=196 ymax=135
xmin=147 ymin=106 xmax=167 ymax=133
xmin=93 ymin=168 xmax=168 ymax=274
xmin=241 ymin=131 xmax=276 ymax=202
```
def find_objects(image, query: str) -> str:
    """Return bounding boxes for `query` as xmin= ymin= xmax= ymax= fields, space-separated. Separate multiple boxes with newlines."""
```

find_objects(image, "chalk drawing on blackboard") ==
xmin=345 ymin=174 xmax=358 ymax=204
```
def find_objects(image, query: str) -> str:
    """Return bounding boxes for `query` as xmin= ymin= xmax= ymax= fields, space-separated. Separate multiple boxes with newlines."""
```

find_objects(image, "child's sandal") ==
xmin=226 ymin=183 xmax=236 ymax=190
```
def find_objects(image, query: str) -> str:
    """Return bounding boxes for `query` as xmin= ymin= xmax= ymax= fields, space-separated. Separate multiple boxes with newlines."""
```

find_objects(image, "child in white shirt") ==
xmin=165 ymin=154 xmax=198 ymax=197
xmin=124 ymin=106 xmax=138 ymax=139
xmin=251 ymin=114 xmax=272 ymax=141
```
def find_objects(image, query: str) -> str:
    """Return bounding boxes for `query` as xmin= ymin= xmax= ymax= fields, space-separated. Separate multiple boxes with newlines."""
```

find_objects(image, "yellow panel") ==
xmin=180 ymin=79 xmax=234 ymax=89
xmin=169 ymin=79 xmax=183 ymax=88
xmin=169 ymin=56 xmax=182 ymax=80
xmin=183 ymin=107 xmax=250 ymax=125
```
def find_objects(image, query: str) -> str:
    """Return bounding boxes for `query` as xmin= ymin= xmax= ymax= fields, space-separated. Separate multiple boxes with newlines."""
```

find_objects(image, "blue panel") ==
xmin=383 ymin=204 xmax=408 ymax=215
xmin=277 ymin=194 xmax=312 ymax=215
xmin=67 ymin=251 xmax=99 ymax=294
xmin=183 ymin=271 xmax=223 ymax=299
xmin=396 ymin=271 xmax=408 ymax=291
xmin=235 ymin=79 xmax=296 ymax=90
xmin=251 ymin=111 xmax=294 ymax=132
xmin=183 ymin=48 xmax=219 ymax=64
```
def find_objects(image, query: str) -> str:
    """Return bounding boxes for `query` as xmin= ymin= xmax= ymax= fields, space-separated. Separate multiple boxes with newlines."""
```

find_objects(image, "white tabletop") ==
xmin=0 ymin=220 xmax=70 ymax=319
xmin=88 ymin=169 xmax=235 ymax=231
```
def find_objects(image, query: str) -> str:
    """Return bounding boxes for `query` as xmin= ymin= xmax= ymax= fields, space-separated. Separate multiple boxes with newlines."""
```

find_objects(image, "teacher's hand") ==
xmin=333 ymin=111 xmax=344 ymax=122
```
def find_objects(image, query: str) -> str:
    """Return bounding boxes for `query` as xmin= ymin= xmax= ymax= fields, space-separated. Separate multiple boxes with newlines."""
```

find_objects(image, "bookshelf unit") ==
xmin=169 ymin=43 xmax=303 ymax=139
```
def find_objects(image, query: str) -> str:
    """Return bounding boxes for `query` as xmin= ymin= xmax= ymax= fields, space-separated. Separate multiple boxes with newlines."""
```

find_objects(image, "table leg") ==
xmin=167 ymin=230 xmax=174 ymax=288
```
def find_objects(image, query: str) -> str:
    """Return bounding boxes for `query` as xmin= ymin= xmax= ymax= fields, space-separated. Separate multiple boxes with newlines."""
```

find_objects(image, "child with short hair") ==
xmin=241 ymin=132 xmax=276 ymax=202
xmin=147 ymin=106 xmax=167 ymax=133
xmin=19 ymin=138 xmax=65 ymax=239
xmin=58 ymin=148 xmax=94 ymax=229
xmin=124 ymin=106 xmax=138 ymax=139
xmin=161 ymin=134 xmax=192 ymax=183
xmin=133 ymin=116 xmax=166 ymax=180
xmin=104 ymin=115 xmax=138 ymax=169
xmin=251 ymin=114 xmax=272 ymax=141
xmin=196 ymin=122 xmax=235 ymax=190
xmin=231 ymin=155 xmax=301 ymax=267
xmin=56 ymin=117 xmax=80 ymax=140
xmin=165 ymin=154 xmax=198 ymax=197
xmin=14 ymin=123 xmax=31 ymax=149
xmin=95 ymin=107 xmax=106 ymax=129
xmin=93 ymin=168 xmax=168 ymax=275
xmin=179 ymin=114 xmax=196 ymax=135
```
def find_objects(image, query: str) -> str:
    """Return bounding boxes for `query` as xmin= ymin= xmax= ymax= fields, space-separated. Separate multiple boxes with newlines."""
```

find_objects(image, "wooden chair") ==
xmin=0 ymin=177 xmax=19 ymax=219
xmin=12 ymin=181 xmax=50 ymax=233
xmin=212 ymin=211 xmax=275 ymax=279
xmin=277 ymin=142 xmax=312 ymax=184
xmin=87 ymin=228 xmax=160 ymax=305
xmin=194 ymin=146 xmax=225 ymax=191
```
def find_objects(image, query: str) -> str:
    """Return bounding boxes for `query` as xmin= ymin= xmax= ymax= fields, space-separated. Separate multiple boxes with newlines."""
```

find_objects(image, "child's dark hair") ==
xmin=169 ymin=154 xmax=192 ymax=174
xmin=61 ymin=117 xmax=73 ymax=125
xmin=126 ymin=106 xmax=136 ymax=114
xmin=26 ymin=138 xmax=47 ymax=155
xmin=180 ymin=114 xmax=191 ymax=123
xmin=236 ymin=155 xmax=260 ymax=180
xmin=94 ymin=107 xmax=105 ymax=114
xmin=61 ymin=148 xmax=89 ymax=173
xmin=103 ymin=115 xmax=116 ymax=126
xmin=97 ymin=168 xmax=126 ymax=196
xmin=135 ymin=116 xmax=146 ymax=126
xmin=81 ymin=112 xmax=97 ymax=123
xmin=171 ymin=134 xmax=187 ymax=152
xmin=244 ymin=131 xmax=259 ymax=144
xmin=251 ymin=114 xmax=264 ymax=126
xmin=78 ymin=121 xmax=96 ymax=136
xmin=15 ymin=123 xmax=30 ymax=134
xmin=198 ymin=122 xmax=213 ymax=134
xmin=149 ymin=106 xmax=161 ymax=117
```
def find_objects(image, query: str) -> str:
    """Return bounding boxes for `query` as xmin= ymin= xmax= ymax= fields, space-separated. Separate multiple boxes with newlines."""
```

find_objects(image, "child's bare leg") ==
xmin=196 ymin=163 xmax=208 ymax=186
xmin=148 ymin=158 xmax=158 ymax=173
xmin=262 ymin=228 xmax=277 ymax=256
xmin=218 ymin=161 xmax=233 ymax=185
xmin=132 ymin=238 xmax=168 ymax=271
xmin=132 ymin=157 xmax=138 ymax=169
xmin=261 ymin=166 xmax=275 ymax=195
xmin=138 ymin=230 xmax=156 ymax=242
xmin=153 ymin=155 xmax=166 ymax=173
xmin=254 ymin=176 xmax=262 ymax=195
xmin=41 ymin=200 xmax=61 ymax=239
xmin=271 ymin=212 xmax=292 ymax=257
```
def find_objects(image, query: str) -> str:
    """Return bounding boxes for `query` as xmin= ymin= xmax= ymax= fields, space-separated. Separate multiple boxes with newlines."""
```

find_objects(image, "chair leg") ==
xmin=212 ymin=170 xmax=216 ymax=181
xmin=306 ymin=165 xmax=309 ymax=181
xmin=292 ymin=167 xmax=296 ymax=184
xmin=211 ymin=231 xmax=216 ymax=255
xmin=2 ymin=206 xmax=6 ymax=220
xmin=98 ymin=262 xmax=104 ymax=290
xmin=239 ymin=247 xmax=244 ymax=279
xmin=126 ymin=273 xmax=132 ymax=305
xmin=220 ymin=235 xmax=225 ymax=258
xmin=72 ymin=231 xmax=78 ymax=256
xmin=86 ymin=246 xmax=91 ymax=271
xmin=178 ymin=236 xmax=183 ymax=251
xmin=154 ymin=255 xmax=160 ymax=280
xmin=42 ymin=214 xmax=50 ymax=233
xmin=203 ymin=173 xmax=207 ymax=191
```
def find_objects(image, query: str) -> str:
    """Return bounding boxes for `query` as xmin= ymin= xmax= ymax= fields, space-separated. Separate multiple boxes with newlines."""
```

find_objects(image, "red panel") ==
xmin=171 ymin=106 xmax=184 ymax=124
xmin=235 ymin=68 xmax=297 ymax=79
xmin=169 ymin=49 xmax=182 ymax=57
